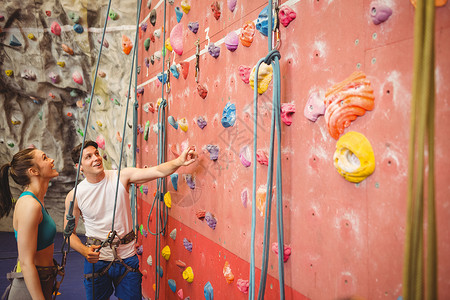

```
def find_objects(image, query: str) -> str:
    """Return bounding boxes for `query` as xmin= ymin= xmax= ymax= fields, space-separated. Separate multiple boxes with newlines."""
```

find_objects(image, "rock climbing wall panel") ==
xmin=136 ymin=0 xmax=450 ymax=299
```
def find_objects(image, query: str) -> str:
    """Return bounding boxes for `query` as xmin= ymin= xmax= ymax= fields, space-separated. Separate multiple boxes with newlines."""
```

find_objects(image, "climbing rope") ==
xmin=403 ymin=0 xmax=437 ymax=299
xmin=249 ymin=1 xmax=285 ymax=299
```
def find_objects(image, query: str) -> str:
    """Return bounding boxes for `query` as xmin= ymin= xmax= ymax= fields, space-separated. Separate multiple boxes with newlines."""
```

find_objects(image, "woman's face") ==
xmin=32 ymin=149 xmax=59 ymax=179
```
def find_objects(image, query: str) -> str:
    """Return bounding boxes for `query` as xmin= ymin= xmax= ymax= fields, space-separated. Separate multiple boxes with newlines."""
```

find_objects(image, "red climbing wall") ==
xmin=136 ymin=0 xmax=450 ymax=299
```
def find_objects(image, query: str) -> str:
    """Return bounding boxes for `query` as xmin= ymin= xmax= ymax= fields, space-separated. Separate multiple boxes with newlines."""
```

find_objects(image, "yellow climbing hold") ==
xmin=164 ymin=191 xmax=172 ymax=208
xmin=96 ymin=120 xmax=103 ymax=128
xmin=156 ymin=98 xmax=163 ymax=107
xmin=181 ymin=0 xmax=191 ymax=14
xmin=5 ymin=70 xmax=13 ymax=77
xmin=152 ymin=283 xmax=156 ymax=291
xmin=182 ymin=267 xmax=194 ymax=283
xmin=161 ymin=245 xmax=171 ymax=261
xmin=57 ymin=61 xmax=65 ymax=67
xmin=165 ymin=38 xmax=173 ymax=52
xmin=333 ymin=131 xmax=375 ymax=183
xmin=27 ymin=33 xmax=35 ymax=40
xmin=249 ymin=62 xmax=273 ymax=94
xmin=11 ymin=120 xmax=21 ymax=125
xmin=178 ymin=118 xmax=188 ymax=132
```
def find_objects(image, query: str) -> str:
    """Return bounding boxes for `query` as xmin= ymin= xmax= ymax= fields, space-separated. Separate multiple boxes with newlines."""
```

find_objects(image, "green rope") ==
xmin=403 ymin=0 xmax=436 ymax=299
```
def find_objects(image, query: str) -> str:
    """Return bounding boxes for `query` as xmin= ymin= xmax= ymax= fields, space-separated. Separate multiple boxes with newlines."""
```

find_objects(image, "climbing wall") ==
xmin=136 ymin=0 xmax=450 ymax=299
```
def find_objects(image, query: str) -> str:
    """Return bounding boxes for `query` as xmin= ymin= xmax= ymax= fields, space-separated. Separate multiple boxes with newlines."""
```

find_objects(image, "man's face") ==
xmin=80 ymin=146 xmax=104 ymax=176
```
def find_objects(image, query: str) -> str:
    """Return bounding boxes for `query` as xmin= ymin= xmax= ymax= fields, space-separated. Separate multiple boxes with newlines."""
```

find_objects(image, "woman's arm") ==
xmin=15 ymin=197 xmax=46 ymax=300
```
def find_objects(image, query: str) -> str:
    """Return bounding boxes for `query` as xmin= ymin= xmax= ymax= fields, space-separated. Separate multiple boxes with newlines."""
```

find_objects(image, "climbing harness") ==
xmin=403 ymin=0 xmax=437 ymax=299
xmin=195 ymin=38 xmax=200 ymax=82
xmin=249 ymin=2 xmax=285 ymax=300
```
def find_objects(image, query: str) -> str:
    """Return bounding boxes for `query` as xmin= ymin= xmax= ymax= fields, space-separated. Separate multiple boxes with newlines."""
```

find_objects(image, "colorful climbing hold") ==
xmin=197 ymin=84 xmax=208 ymax=99
xmin=176 ymin=260 xmax=186 ymax=268
xmin=97 ymin=38 xmax=109 ymax=48
xmin=228 ymin=0 xmax=237 ymax=12
xmin=280 ymin=103 xmax=296 ymax=125
xmin=136 ymin=245 xmax=143 ymax=255
xmin=150 ymin=9 xmax=157 ymax=26
xmin=72 ymin=71 xmax=83 ymax=85
xmin=27 ymin=33 xmax=35 ymax=40
xmin=165 ymin=38 xmax=173 ymax=51
xmin=122 ymin=35 xmax=133 ymax=55
xmin=181 ymin=0 xmax=191 ymax=14
xmin=256 ymin=185 xmax=267 ymax=216
xmin=21 ymin=69 xmax=36 ymax=80
xmin=164 ymin=191 xmax=172 ymax=208
xmin=324 ymin=71 xmax=375 ymax=139
xmin=370 ymin=3 xmax=393 ymax=25
xmin=272 ymin=242 xmax=292 ymax=262
xmin=180 ymin=62 xmax=189 ymax=79
xmin=147 ymin=255 xmax=152 ymax=266
xmin=177 ymin=289 xmax=184 ymax=299
xmin=256 ymin=149 xmax=268 ymax=165
xmin=73 ymin=24 xmax=83 ymax=34
xmin=175 ymin=7 xmax=183 ymax=22
xmin=9 ymin=34 xmax=21 ymax=46
xmin=303 ymin=91 xmax=325 ymax=122
xmin=171 ymin=173 xmax=178 ymax=191
xmin=68 ymin=12 xmax=80 ymax=24
xmin=96 ymin=135 xmax=106 ymax=150
xmin=188 ymin=22 xmax=199 ymax=35
xmin=334 ymin=131 xmax=375 ymax=183
xmin=249 ymin=62 xmax=273 ymax=94
xmin=241 ymin=188 xmax=249 ymax=208
xmin=154 ymin=28 xmax=161 ymax=38
xmin=157 ymin=72 xmax=167 ymax=84
xmin=256 ymin=6 xmax=275 ymax=36
xmin=207 ymin=43 xmax=220 ymax=58
xmin=5 ymin=70 xmax=13 ymax=77
xmin=204 ymin=282 xmax=214 ymax=300
xmin=205 ymin=145 xmax=219 ymax=161
xmin=170 ymin=23 xmax=184 ymax=56
xmin=77 ymin=128 xmax=84 ymax=137
xmin=170 ymin=64 xmax=180 ymax=79
xmin=211 ymin=2 xmax=221 ymax=20
xmin=196 ymin=210 xmax=206 ymax=220
xmin=196 ymin=116 xmax=207 ymax=129
xmin=224 ymin=31 xmax=239 ymax=52
xmin=144 ymin=38 xmax=150 ymax=50
xmin=183 ymin=267 xmax=194 ymax=283
xmin=141 ymin=22 xmax=147 ymax=32
xmin=239 ymin=145 xmax=251 ymax=167
xmin=205 ymin=212 xmax=217 ymax=229
xmin=45 ymin=11 xmax=51 ymax=17
xmin=223 ymin=261 xmax=234 ymax=283
xmin=156 ymin=265 xmax=163 ymax=277
xmin=168 ymin=116 xmax=178 ymax=129
xmin=57 ymin=61 xmax=65 ymax=68
xmin=168 ymin=279 xmax=176 ymax=293
xmin=49 ymin=72 xmax=59 ymax=84
xmin=240 ymin=21 xmax=255 ymax=47
xmin=144 ymin=120 xmax=150 ymax=141
xmin=178 ymin=118 xmax=188 ymax=132
xmin=185 ymin=174 xmax=195 ymax=189
xmin=147 ymin=0 xmax=152 ymax=9
xmin=161 ymin=245 xmax=171 ymax=261
xmin=221 ymin=102 xmax=236 ymax=128
xmin=279 ymin=5 xmax=296 ymax=27
xmin=237 ymin=279 xmax=249 ymax=294
xmin=170 ymin=228 xmax=177 ymax=240
xmin=62 ymin=44 xmax=74 ymax=55
xmin=109 ymin=10 xmax=118 ymax=20
xmin=98 ymin=71 xmax=106 ymax=78
xmin=183 ymin=238 xmax=193 ymax=252
xmin=51 ymin=21 xmax=61 ymax=36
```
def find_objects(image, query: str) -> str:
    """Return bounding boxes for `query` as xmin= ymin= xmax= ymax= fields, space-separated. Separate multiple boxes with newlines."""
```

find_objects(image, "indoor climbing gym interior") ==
xmin=0 ymin=0 xmax=449 ymax=299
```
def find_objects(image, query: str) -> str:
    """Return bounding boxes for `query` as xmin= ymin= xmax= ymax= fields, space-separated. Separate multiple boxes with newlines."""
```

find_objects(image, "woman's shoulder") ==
xmin=16 ymin=195 xmax=42 ymax=213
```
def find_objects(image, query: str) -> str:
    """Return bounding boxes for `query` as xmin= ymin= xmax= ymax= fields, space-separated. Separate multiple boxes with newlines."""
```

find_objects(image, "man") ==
xmin=64 ymin=140 xmax=197 ymax=300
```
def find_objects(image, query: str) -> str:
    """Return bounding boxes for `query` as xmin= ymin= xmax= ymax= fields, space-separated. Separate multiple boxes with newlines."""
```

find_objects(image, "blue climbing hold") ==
xmin=156 ymin=265 xmax=163 ymax=277
xmin=168 ymin=116 xmax=178 ymax=129
xmin=170 ymin=64 xmax=179 ymax=79
xmin=171 ymin=173 xmax=178 ymax=191
xmin=168 ymin=279 xmax=176 ymax=293
xmin=256 ymin=6 xmax=275 ymax=37
xmin=73 ymin=24 xmax=84 ymax=34
xmin=221 ymin=102 xmax=236 ymax=128
xmin=9 ymin=34 xmax=22 ymax=46
xmin=204 ymin=281 xmax=213 ymax=300
xmin=175 ymin=7 xmax=183 ymax=23
xmin=157 ymin=72 xmax=168 ymax=84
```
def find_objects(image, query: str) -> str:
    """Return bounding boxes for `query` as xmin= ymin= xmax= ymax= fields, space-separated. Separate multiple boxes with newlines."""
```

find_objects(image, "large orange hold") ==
xmin=122 ymin=35 xmax=133 ymax=55
xmin=240 ymin=21 xmax=255 ymax=47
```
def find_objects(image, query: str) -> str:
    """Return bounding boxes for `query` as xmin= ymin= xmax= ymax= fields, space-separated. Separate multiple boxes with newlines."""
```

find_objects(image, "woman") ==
xmin=0 ymin=147 xmax=59 ymax=300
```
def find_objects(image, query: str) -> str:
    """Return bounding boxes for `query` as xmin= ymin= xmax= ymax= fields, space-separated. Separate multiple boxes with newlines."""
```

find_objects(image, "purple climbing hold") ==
xmin=221 ymin=102 xmax=236 ymax=128
xmin=239 ymin=145 xmax=251 ymax=167
xmin=206 ymin=145 xmax=219 ymax=161
xmin=49 ymin=72 xmax=59 ymax=84
xmin=225 ymin=31 xmax=239 ymax=52
xmin=188 ymin=22 xmax=199 ymax=34
xmin=183 ymin=238 xmax=193 ymax=252
xmin=208 ymin=43 xmax=220 ymax=58
xmin=142 ymin=228 xmax=148 ymax=237
xmin=144 ymin=57 xmax=150 ymax=68
xmin=370 ymin=2 xmax=393 ymax=25
xmin=228 ymin=0 xmax=237 ymax=12
xmin=141 ymin=22 xmax=148 ymax=32
xmin=137 ymin=87 xmax=144 ymax=95
xmin=197 ymin=116 xmax=207 ymax=129
xmin=142 ymin=185 xmax=148 ymax=195
xmin=185 ymin=174 xmax=195 ymax=189
xmin=137 ymin=245 xmax=143 ymax=255
xmin=205 ymin=212 xmax=217 ymax=230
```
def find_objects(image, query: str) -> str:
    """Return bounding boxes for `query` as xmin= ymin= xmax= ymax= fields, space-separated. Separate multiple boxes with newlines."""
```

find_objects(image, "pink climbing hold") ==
xmin=241 ymin=188 xmax=249 ymax=208
xmin=180 ymin=62 xmax=189 ymax=79
xmin=237 ymin=279 xmax=249 ymax=294
xmin=177 ymin=289 xmax=183 ymax=299
xmin=238 ymin=65 xmax=251 ymax=84
xmin=303 ymin=91 xmax=325 ymax=122
xmin=256 ymin=149 xmax=268 ymax=166
xmin=279 ymin=5 xmax=296 ymax=28
xmin=170 ymin=23 xmax=183 ymax=56
xmin=227 ymin=0 xmax=237 ymax=12
xmin=72 ymin=71 xmax=83 ymax=85
xmin=280 ymin=103 xmax=295 ymax=126
xmin=197 ymin=84 xmax=208 ymax=99
xmin=224 ymin=31 xmax=239 ymax=52
xmin=239 ymin=145 xmax=251 ymax=167
xmin=211 ymin=1 xmax=221 ymax=20
xmin=272 ymin=242 xmax=291 ymax=262
xmin=96 ymin=135 xmax=106 ymax=150
xmin=51 ymin=21 xmax=61 ymax=36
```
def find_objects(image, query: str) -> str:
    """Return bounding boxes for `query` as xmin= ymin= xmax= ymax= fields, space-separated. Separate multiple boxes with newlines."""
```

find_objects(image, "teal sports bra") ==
xmin=14 ymin=191 xmax=56 ymax=251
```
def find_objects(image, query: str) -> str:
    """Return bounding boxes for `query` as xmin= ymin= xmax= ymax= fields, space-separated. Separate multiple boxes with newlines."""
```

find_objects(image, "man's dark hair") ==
xmin=71 ymin=140 xmax=98 ymax=164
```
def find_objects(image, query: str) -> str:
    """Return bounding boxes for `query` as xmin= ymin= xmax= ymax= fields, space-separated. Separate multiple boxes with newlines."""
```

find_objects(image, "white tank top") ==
xmin=76 ymin=170 xmax=136 ymax=261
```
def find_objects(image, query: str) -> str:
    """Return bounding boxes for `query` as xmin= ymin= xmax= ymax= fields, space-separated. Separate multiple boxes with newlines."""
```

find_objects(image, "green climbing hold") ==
xmin=139 ymin=224 xmax=144 ymax=235
xmin=7 ymin=142 xmax=14 ymax=148
xmin=144 ymin=120 xmax=150 ymax=141
xmin=85 ymin=97 xmax=91 ymax=103
xmin=144 ymin=38 xmax=150 ymax=51
xmin=113 ymin=98 xmax=120 ymax=106
xmin=70 ymin=90 xmax=78 ymax=97
xmin=97 ymin=98 xmax=101 ymax=105
xmin=139 ymin=185 xmax=144 ymax=194
xmin=68 ymin=12 xmax=80 ymax=24
xmin=109 ymin=11 xmax=118 ymax=20
xmin=38 ymin=111 xmax=43 ymax=120
xmin=77 ymin=128 xmax=84 ymax=136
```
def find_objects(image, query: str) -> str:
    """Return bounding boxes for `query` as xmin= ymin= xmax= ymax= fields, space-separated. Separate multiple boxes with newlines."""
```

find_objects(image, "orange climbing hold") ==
xmin=240 ymin=21 xmax=255 ymax=47
xmin=62 ymin=44 xmax=74 ymax=55
xmin=223 ymin=261 xmax=234 ymax=284
xmin=324 ymin=71 xmax=375 ymax=139
xmin=122 ymin=35 xmax=133 ymax=55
